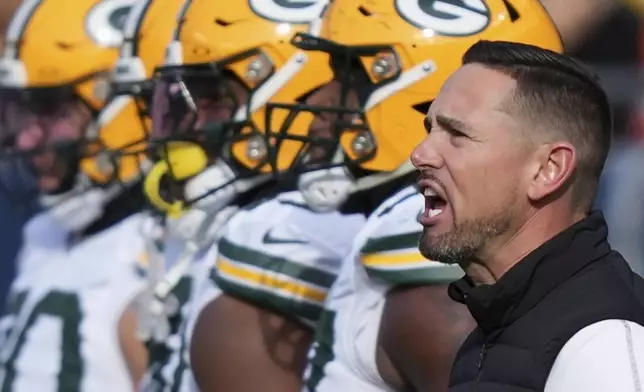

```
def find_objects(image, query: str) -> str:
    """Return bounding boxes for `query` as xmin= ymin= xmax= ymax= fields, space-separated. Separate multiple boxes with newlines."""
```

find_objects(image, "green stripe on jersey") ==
xmin=361 ymin=232 xmax=421 ymax=254
xmin=305 ymin=309 xmax=337 ymax=391
xmin=218 ymin=237 xmax=336 ymax=289
xmin=365 ymin=264 xmax=464 ymax=286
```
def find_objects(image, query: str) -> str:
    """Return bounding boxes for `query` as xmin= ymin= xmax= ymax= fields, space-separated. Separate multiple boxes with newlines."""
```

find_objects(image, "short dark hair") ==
xmin=462 ymin=40 xmax=612 ymax=212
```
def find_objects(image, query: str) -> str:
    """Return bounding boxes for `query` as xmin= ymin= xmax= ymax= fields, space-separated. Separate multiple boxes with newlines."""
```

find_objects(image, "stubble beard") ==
xmin=419 ymin=211 xmax=513 ymax=266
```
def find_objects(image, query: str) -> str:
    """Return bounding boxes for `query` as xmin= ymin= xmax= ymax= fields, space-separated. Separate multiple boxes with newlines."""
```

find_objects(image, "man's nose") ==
xmin=16 ymin=124 xmax=45 ymax=151
xmin=411 ymin=133 xmax=443 ymax=170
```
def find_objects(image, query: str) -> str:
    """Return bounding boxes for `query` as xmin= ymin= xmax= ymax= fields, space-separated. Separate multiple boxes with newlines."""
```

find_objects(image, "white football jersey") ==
xmin=140 ymin=240 xmax=222 ymax=392
xmin=303 ymin=185 xmax=464 ymax=392
xmin=0 ymin=211 xmax=147 ymax=392
xmin=214 ymin=191 xmax=367 ymax=327
xmin=182 ymin=245 xmax=222 ymax=392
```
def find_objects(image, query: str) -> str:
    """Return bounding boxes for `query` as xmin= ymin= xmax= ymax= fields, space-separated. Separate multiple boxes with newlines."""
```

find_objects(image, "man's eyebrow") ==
xmin=436 ymin=113 xmax=472 ymax=134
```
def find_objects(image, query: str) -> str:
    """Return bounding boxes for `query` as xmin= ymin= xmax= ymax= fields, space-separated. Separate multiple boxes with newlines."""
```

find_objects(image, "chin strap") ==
xmin=298 ymin=158 xmax=417 ymax=213
xmin=298 ymin=166 xmax=354 ymax=213
xmin=144 ymin=141 xmax=270 ymax=219
xmin=183 ymin=159 xmax=271 ymax=212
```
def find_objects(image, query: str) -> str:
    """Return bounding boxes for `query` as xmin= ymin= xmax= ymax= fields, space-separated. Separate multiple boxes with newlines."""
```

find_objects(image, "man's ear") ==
xmin=526 ymin=142 xmax=576 ymax=202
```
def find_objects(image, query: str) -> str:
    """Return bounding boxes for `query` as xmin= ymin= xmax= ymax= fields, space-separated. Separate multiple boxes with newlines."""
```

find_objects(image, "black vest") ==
xmin=448 ymin=212 xmax=644 ymax=392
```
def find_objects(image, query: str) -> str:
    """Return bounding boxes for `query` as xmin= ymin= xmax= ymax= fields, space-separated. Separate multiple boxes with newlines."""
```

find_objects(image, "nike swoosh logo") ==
xmin=262 ymin=231 xmax=308 ymax=245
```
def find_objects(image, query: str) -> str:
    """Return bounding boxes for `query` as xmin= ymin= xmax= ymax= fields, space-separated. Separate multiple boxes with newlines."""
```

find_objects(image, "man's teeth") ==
xmin=423 ymin=187 xmax=445 ymax=219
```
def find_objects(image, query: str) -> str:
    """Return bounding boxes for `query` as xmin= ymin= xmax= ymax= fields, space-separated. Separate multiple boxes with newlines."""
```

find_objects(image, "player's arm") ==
xmin=190 ymin=196 xmax=361 ymax=392
xmin=114 ymin=250 xmax=153 ymax=389
xmin=118 ymin=304 xmax=148 ymax=388
xmin=381 ymin=284 xmax=475 ymax=392
xmin=359 ymin=225 xmax=474 ymax=391
xmin=191 ymin=293 xmax=311 ymax=392
xmin=191 ymin=239 xmax=334 ymax=391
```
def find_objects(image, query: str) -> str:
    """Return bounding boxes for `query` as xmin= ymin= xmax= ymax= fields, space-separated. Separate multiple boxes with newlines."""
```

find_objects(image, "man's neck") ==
xmin=463 ymin=207 xmax=586 ymax=286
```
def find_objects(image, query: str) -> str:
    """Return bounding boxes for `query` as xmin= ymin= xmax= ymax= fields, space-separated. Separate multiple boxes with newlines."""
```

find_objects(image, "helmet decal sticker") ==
xmin=86 ymin=0 xmax=137 ymax=48
xmin=395 ymin=0 xmax=490 ymax=36
xmin=249 ymin=0 xmax=328 ymax=24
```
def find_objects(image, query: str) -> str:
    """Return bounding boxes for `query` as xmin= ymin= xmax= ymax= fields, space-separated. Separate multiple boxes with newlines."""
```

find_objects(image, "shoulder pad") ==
xmin=359 ymin=186 xmax=463 ymax=286
xmin=214 ymin=192 xmax=365 ymax=326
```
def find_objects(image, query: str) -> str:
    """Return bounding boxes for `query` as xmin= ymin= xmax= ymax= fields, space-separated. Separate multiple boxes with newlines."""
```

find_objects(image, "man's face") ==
xmin=149 ymin=73 xmax=250 ymax=202
xmin=191 ymin=76 xmax=248 ymax=132
xmin=0 ymin=96 xmax=92 ymax=192
xmin=411 ymin=63 xmax=531 ymax=265
xmin=151 ymin=74 xmax=249 ymax=158
xmin=299 ymin=78 xmax=359 ymax=166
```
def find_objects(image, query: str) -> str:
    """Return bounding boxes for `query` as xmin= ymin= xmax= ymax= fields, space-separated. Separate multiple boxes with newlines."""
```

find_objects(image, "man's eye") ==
xmin=447 ymin=128 xmax=468 ymax=138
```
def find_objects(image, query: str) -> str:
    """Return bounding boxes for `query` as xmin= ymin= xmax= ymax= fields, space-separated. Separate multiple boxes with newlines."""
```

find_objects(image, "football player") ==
xmin=259 ymin=0 xmax=563 ymax=391
xmin=106 ymin=0 xmax=244 ymax=390
xmin=155 ymin=1 xmax=368 ymax=392
xmin=0 ymin=0 xmax=152 ymax=390
xmin=130 ymin=1 xmax=360 ymax=391
xmin=95 ymin=0 xmax=197 ymax=391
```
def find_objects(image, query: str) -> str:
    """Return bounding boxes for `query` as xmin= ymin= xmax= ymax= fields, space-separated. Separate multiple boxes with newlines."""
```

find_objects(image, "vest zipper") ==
xmin=476 ymin=342 xmax=488 ymax=386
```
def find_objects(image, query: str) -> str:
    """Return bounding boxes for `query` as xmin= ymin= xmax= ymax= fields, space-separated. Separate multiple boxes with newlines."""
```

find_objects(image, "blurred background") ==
xmin=543 ymin=0 xmax=644 ymax=278
xmin=1 ymin=0 xmax=644 ymax=310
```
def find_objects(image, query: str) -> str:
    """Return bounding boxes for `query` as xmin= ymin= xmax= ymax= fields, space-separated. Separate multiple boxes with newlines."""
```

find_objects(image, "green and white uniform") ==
xmin=304 ymin=185 xmax=464 ymax=392
xmin=138 ymin=208 xmax=230 ymax=392
xmin=0 ymin=212 xmax=147 ymax=392
xmin=213 ymin=191 xmax=366 ymax=328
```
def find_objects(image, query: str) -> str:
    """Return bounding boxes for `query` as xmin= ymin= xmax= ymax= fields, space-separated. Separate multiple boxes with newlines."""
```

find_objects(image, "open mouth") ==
xmin=424 ymin=187 xmax=447 ymax=219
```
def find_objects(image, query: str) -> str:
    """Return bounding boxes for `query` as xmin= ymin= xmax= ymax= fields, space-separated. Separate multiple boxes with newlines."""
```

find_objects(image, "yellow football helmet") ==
xmin=0 ymin=0 xmax=141 ymax=228
xmin=145 ymin=0 xmax=332 ymax=217
xmin=99 ymin=0 xmax=185 ymax=201
xmin=265 ymin=0 xmax=563 ymax=211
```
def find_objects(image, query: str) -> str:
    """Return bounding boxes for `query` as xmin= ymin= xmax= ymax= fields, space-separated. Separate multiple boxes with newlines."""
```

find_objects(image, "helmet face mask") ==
xmin=264 ymin=33 xmax=403 ymax=179
xmin=140 ymin=0 xmax=341 ymax=216
xmin=0 ymin=81 xmax=102 ymax=197
xmin=150 ymin=65 xmax=247 ymax=148
xmin=266 ymin=83 xmax=371 ymax=176
xmin=147 ymin=60 xmax=272 ymax=210
xmin=0 ymin=0 xmax=148 ymax=219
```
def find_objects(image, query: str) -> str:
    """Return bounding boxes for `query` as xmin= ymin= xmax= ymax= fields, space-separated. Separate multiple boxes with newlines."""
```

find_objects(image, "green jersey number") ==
xmin=0 ymin=290 xmax=83 ymax=392
xmin=305 ymin=309 xmax=337 ymax=391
